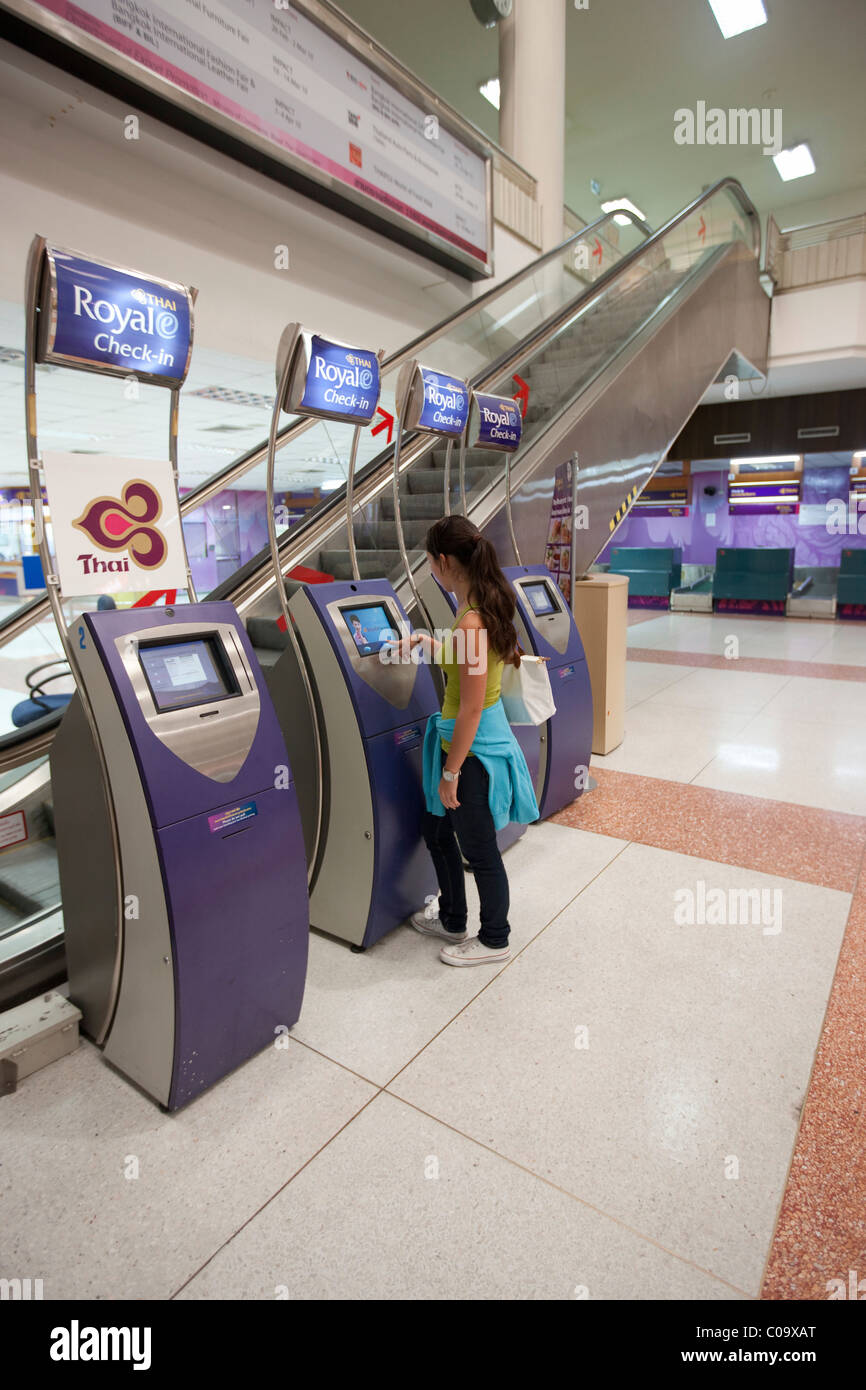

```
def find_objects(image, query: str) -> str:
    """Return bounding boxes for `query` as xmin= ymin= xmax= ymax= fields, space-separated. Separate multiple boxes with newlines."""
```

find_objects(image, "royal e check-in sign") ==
xmin=473 ymin=393 xmax=522 ymax=452
xmin=36 ymin=246 xmax=194 ymax=388
xmin=396 ymin=361 xmax=470 ymax=439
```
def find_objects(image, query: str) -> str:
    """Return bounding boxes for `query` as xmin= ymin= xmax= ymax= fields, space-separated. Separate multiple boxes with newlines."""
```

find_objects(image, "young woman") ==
xmin=406 ymin=515 xmax=539 ymax=967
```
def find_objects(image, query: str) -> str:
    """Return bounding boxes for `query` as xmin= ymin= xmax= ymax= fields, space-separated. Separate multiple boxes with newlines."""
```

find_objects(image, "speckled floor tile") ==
xmin=388 ymin=842 xmax=852 ymax=1293
xmin=177 ymin=1092 xmax=745 ymax=1301
xmin=628 ymin=649 xmax=866 ymax=683
xmin=0 ymin=1035 xmax=375 ymax=1300
xmin=591 ymin=700 xmax=754 ymax=782
xmin=694 ymin=713 xmax=866 ymax=816
xmin=762 ymin=861 xmax=866 ymax=1301
xmin=293 ymin=822 xmax=626 ymax=1085
xmin=552 ymin=768 xmax=866 ymax=892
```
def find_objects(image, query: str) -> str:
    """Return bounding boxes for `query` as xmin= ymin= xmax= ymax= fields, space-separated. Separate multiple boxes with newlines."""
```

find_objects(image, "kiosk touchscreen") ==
xmin=51 ymin=601 xmax=309 ymax=1110
xmin=504 ymin=565 xmax=593 ymax=818
xmin=266 ymin=579 xmax=438 ymax=949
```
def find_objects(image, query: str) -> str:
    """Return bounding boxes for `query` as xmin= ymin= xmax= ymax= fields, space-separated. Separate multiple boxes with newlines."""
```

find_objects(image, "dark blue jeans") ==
xmin=422 ymin=748 xmax=511 ymax=949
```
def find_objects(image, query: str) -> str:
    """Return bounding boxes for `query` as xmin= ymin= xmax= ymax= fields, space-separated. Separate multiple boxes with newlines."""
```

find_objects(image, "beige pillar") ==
xmin=499 ymin=0 xmax=567 ymax=252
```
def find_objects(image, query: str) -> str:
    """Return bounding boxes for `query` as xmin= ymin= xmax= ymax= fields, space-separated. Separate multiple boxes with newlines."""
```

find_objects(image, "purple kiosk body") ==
xmin=503 ymin=565 xmax=593 ymax=817
xmin=51 ymin=601 xmax=309 ymax=1110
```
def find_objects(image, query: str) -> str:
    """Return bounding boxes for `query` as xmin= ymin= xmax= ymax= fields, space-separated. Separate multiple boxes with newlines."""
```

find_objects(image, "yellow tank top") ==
xmin=440 ymin=604 xmax=504 ymax=753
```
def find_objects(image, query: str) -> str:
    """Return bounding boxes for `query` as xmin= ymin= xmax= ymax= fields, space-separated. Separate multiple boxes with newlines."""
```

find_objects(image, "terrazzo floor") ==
xmin=1 ymin=610 xmax=863 ymax=1300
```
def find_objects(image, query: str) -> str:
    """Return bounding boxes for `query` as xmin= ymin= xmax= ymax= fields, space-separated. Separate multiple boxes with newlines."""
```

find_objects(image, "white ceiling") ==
xmin=340 ymin=0 xmax=866 ymax=228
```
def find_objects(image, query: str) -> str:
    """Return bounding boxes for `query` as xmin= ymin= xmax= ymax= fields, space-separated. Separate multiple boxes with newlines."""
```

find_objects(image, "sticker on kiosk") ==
xmin=472 ymin=392 xmax=522 ymax=452
xmin=276 ymin=323 xmax=381 ymax=426
xmin=396 ymin=361 xmax=470 ymax=438
xmin=36 ymin=245 xmax=194 ymax=388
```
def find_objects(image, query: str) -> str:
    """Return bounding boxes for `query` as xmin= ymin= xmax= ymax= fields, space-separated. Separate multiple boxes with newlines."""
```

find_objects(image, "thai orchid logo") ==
xmin=73 ymin=480 xmax=167 ymax=569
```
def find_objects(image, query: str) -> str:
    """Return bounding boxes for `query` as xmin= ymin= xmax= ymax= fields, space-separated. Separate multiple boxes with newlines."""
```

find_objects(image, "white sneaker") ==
xmin=410 ymin=902 xmax=467 ymax=941
xmin=439 ymin=935 xmax=511 ymax=967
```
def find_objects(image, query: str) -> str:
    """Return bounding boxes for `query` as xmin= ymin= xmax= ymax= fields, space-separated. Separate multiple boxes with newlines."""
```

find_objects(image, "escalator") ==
xmin=0 ymin=177 xmax=769 ymax=1008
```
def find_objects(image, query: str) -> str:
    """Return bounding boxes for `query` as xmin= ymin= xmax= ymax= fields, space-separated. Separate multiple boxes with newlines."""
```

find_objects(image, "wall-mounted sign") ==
xmin=17 ymin=0 xmax=492 ymax=279
xmin=472 ymin=393 xmax=522 ymax=452
xmin=277 ymin=327 xmax=381 ymax=426
xmin=728 ymin=479 xmax=801 ymax=516
xmin=396 ymin=362 xmax=469 ymax=438
xmin=41 ymin=454 xmax=189 ymax=596
xmin=545 ymin=458 xmax=576 ymax=604
xmin=633 ymin=486 xmax=690 ymax=517
xmin=36 ymin=245 xmax=193 ymax=387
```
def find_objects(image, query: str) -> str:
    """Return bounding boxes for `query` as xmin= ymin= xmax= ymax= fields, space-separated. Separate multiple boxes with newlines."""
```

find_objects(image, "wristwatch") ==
xmin=442 ymin=768 xmax=460 ymax=783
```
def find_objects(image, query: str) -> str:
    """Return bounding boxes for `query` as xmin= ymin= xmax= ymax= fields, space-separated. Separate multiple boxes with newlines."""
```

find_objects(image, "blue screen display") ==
xmin=342 ymin=603 xmax=399 ymax=656
xmin=524 ymin=581 xmax=557 ymax=617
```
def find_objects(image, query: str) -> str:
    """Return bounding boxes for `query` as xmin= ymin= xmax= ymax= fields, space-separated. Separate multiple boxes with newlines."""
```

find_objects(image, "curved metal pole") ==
xmin=24 ymin=235 xmax=126 ymax=1048
xmin=345 ymin=423 xmax=363 ymax=582
xmin=265 ymin=336 xmax=324 ymax=888
xmin=443 ymin=438 xmax=453 ymax=518
xmin=458 ymin=432 xmax=468 ymax=517
xmin=505 ymin=449 xmax=521 ymax=565
xmin=392 ymin=371 xmax=435 ymax=633
xmin=170 ymin=383 xmax=197 ymax=602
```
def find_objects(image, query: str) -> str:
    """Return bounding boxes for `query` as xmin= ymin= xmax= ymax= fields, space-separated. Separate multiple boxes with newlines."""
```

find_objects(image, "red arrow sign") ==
xmin=512 ymin=374 xmax=530 ymax=418
xmin=698 ymin=215 xmax=707 ymax=243
xmin=592 ymin=238 xmax=602 ymax=264
xmin=132 ymin=590 xmax=177 ymax=607
xmin=371 ymin=407 xmax=394 ymax=443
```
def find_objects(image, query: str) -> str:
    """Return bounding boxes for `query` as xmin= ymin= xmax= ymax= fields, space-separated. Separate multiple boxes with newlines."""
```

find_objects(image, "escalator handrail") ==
xmin=0 ymin=178 xmax=759 ymax=770
xmin=227 ymin=177 xmax=761 ymax=612
xmin=0 ymin=205 xmax=640 ymax=653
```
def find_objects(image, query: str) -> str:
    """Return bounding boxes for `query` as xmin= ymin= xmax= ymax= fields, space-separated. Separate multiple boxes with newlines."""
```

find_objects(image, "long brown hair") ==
xmin=426 ymin=516 xmax=520 ymax=666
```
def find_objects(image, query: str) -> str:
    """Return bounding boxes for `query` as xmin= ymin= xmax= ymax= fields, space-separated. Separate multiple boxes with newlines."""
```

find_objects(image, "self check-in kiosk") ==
xmin=503 ymin=566 xmax=592 ymax=817
xmin=51 ymin=604 xmax=309 ymax=1108
xmin=263 ymin=328 xmax=438 ymax=949
xmin=25 ymin=239 xmax=309 ymax=1108
xmin=272 ymin=581 xmax=438 ymax=947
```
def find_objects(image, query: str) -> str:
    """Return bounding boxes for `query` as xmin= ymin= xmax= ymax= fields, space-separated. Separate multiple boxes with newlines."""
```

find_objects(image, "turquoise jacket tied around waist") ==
xmin=423 ymin=701 xmax=540 ymax=831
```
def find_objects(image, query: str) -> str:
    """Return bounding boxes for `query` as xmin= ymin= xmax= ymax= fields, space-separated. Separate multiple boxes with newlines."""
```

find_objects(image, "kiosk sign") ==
xmin=474 ymin=393 xmax=522 ymax=452
xmin=37 ymin=247 xmax=193 ymax=388
xmin=299 ymin=335 xmax=380 ymax=425
xmin=395 ymin=359 xmax=469 ymax=439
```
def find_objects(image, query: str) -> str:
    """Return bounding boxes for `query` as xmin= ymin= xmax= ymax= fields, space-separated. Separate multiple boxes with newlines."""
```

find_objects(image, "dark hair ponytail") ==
xmin=425 ymin=515 xmax=520 ymax=666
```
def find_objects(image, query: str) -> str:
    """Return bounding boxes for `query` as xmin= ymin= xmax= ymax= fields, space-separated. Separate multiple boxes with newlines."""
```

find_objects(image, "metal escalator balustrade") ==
xmin=257 ymin=178 xmax=764 ymax=609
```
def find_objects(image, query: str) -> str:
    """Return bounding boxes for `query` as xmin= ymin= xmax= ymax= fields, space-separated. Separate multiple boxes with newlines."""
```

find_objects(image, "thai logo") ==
xmin=73 ymin=480 xmax=167 ymax=569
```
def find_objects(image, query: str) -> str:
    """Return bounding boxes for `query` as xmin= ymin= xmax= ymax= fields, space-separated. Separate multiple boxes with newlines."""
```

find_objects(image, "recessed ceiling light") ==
xmin=321 ymin=479 xmax=344 ymax=491
xmin=707 ymin=0 xmax=768 ymax=40
xmin=479 ymin=78 xmax=500 ymax=110
xmin=772 ymin=143 xmax=816 ymax=181
xmin=600 ymin=196 xmax=646 ymax=227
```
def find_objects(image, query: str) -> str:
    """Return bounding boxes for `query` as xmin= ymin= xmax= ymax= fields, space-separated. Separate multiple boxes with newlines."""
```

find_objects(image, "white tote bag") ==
xmin=500 ymin=654 xmax=556 ymax=726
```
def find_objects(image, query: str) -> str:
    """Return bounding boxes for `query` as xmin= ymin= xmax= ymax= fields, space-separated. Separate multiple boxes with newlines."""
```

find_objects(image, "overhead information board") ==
xmin=16 ymin=0 xmax=493 ymax=277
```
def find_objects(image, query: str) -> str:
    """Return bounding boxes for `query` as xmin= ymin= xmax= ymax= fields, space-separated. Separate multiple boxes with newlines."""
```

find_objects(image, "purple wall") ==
xmin=181 ymin=489 xmax=271 ymax=595
xmin=598 ymin=464 xmax=865 ymax=567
